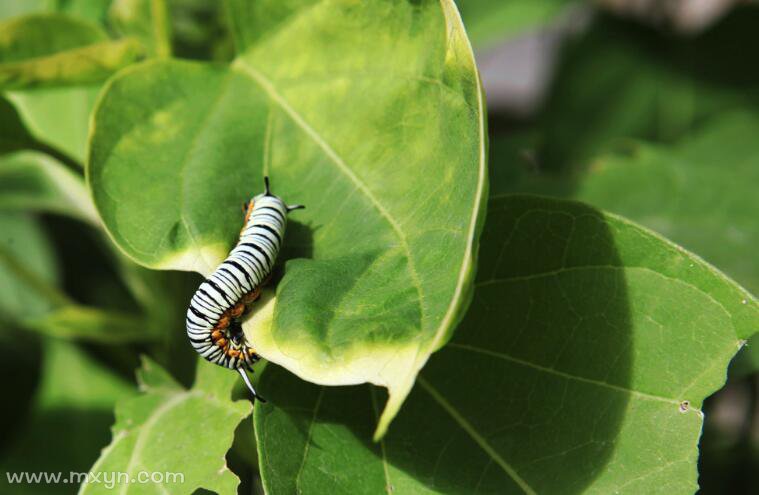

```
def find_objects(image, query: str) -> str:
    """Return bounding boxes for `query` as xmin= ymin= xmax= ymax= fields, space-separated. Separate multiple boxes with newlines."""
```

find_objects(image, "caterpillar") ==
xmin=185 ymin=177 xmax=303 ymax=401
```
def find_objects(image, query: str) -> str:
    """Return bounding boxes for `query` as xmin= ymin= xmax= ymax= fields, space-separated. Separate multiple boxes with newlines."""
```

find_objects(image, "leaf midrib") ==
xmin=119 ymin=392 xmax=189 ymax=495
xmin=231 ymin=59 xmax=427 ymax=326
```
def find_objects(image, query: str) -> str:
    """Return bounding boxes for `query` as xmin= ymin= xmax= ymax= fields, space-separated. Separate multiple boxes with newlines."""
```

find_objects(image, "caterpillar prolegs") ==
xmin=185 ymin=177 xmax=303 ymax=400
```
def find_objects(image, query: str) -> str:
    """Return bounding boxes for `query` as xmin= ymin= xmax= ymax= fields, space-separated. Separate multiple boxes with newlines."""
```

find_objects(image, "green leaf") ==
xmin=0 ymin=208 xmax=155 ymax=343
xmin=80 ymin=357 xmax=252 ymax=494
xmin=0 ymin=13 xmax=143 ymax=90
xmin=0 ymin=13 xmax=121 ymax=163
xmin=0 ymin=211 xmax=60 ymax=321
xmin=110 ymin=0 xmax=172 ymax=58
xmin=6 ymin=85 xmax=98 ymax=163
xmin=492 ymin=113 xmax=759 ymax=296
xmin=88 ymin=0 xmax=486 ymax=437
xmin=22 ymin=304 xmax=156 ymax=343
xmin=0 ymin=151 xmax=97 ymax=222
xmin=0 ymin=339 xmax=135 ymax=495
xmin=254 ymin=195 xmax=757 ymax=494
xmin=0 ymin=94 xmax=36 ymax=154
xmin=457 ymin=0 xmax=573 ymax=49
xmin=170 ymin=0 xmax=234 ymax=61
xmin=568 ymin=112 xmax=759 ymax=295
xmin=537 ymin=9 xmax=759 ymax=171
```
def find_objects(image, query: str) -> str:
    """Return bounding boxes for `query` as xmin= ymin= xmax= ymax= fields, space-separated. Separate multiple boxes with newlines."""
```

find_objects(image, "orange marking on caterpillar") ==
xmin=230 ymin=303 xmax=245 ymax=318
xmin=242 ymin=287 xmax=261 ymax=304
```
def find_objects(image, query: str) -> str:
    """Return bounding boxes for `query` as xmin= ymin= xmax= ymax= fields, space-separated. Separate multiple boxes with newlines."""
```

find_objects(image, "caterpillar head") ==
xmin=257 ymin=176 xmax=304 ymax=212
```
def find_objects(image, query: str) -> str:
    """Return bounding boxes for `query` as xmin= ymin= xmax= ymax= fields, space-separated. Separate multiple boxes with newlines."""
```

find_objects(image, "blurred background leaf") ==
xmin=0 ymin=151 xmax=97 ymax=222
xmin=458 ymin=0 xmax=575 ymax=49
xmin=0 ymin=339 xmax=135 ymax=495
xmin=0 ymin=212 xmax=61 ymax=321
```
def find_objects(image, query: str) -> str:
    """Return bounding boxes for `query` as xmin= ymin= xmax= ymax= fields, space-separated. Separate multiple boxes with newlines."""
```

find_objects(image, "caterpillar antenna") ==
xmin=263 ymin=176 xmax=271 ymax=196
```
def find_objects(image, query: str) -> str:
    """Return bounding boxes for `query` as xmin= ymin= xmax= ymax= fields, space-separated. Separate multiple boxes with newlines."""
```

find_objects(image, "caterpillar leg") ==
xmin=238 ymin=367 xmax=266 ymax=403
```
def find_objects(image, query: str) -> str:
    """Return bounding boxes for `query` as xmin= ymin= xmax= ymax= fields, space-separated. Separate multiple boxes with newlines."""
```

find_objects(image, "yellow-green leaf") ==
xmin=88 ymin=0 xmax=486 ymax=437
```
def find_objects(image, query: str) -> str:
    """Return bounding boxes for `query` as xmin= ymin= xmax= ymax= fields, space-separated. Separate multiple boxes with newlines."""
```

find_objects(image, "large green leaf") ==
xmin=0 ymin=151 xmax=97 ymax=222
xmin=88 ymin=0 xmax=486 ymax=436
xmin=254 ymin=195 xmax=757 ymax=494
xmin=0 ymin=13 xmax=142 ymax=90
xmin=79 ymin=357 xmax=252 ymax=494
xmin=0 ymin=339 xmax=135 ymax=495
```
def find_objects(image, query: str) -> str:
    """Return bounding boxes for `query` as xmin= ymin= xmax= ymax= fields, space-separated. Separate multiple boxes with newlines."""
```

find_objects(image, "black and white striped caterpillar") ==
xmin=185 ymin=177 xmax=303 ymax=400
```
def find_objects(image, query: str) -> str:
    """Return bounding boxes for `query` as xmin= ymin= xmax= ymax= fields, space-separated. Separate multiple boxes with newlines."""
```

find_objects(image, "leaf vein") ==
xmin=418 ymin=376 xmax=536 ymax=495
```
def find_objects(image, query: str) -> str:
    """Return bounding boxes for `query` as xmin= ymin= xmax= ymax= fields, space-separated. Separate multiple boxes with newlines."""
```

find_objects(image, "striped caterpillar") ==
xmin=185 ymin=177 xmax=303 ymax=400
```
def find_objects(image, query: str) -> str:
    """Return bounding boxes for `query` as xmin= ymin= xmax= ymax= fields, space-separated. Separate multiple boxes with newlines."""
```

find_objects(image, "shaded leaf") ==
xmin=491 ymin=112 xmax=759 ymax=296
xmin=169 ymin=0 xmax=233 ymax=61
xmin=88 ymin=0 xmax=486 ymax=436
xmin=254 ymin=195 xmax=757 ymax=494
xmin=0 ymin=94 xmax=36 ymax=154
xmin=79 ymin=357 xmax=252 ymax=494
xmin=0 ymin=211 xmax=60 ymax=321
xmin=0 ymin=339 xmax=135 ymax=495
xmin=109 ymin=0 xmax=172 ymax=58
xmin=537 ymin=8 xmax=759 ymax=171
xmin=568 ymin=112 xmax=759 ymax=295
xmin=22 ymin=304 xmax=155 ymax=343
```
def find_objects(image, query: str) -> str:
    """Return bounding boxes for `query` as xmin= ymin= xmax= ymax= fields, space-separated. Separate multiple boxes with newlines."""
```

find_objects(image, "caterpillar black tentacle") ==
xmin=186 ymin=177 xmax=302 ymax=401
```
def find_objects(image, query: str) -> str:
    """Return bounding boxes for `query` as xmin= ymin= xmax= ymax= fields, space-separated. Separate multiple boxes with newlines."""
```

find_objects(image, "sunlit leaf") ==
xmin=79 ymin=357 xmax=252 ymax=494
xmin=254 ymin=195 xmax=757 ymax=494
xmin=88 ymin=0 xmax=486 ymax=436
